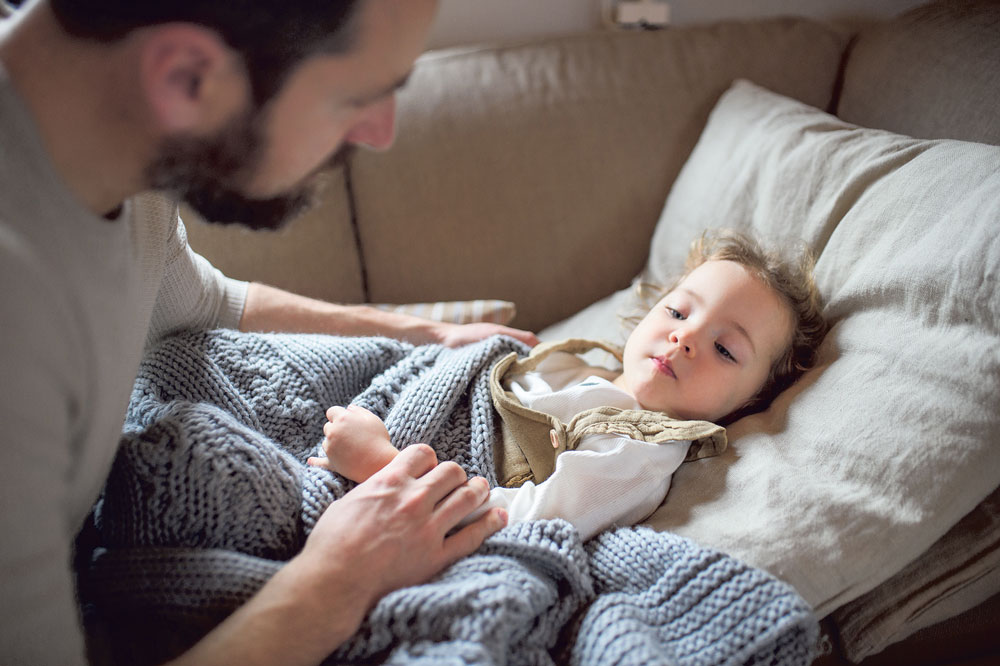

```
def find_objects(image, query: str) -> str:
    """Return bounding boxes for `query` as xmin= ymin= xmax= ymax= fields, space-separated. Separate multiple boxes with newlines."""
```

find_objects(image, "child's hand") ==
xmin=307 ymin=405 xmax=398 ymax=483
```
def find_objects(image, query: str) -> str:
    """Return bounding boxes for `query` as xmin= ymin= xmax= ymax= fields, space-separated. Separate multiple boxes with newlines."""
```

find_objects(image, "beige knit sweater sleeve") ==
xmin=144 ymin=198 xmax=248 ymax=347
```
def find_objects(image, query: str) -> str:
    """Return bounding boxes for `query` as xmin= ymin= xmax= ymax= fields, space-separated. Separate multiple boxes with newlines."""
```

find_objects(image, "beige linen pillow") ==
xmin=542 ymin=80 xmax=1000 ymax=625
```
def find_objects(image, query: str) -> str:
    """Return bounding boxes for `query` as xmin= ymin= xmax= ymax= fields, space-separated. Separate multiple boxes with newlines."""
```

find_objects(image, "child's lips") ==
xmin=652 ymin=356 xmax=676 ymax=379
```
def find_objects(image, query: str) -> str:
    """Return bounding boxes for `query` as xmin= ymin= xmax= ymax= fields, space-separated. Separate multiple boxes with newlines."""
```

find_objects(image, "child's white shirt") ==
xmin=470 ymin=352 xmax=691 ymax=541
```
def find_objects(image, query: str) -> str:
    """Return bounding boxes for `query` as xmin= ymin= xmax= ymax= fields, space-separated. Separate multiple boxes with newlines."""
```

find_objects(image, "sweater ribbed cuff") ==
xmin=219 ymin=277 xmax=250 ymax=330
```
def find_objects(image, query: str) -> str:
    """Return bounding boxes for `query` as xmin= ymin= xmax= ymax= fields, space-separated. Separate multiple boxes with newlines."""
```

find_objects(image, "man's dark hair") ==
xmin=48 ymin=0 xmax=366 ymax=105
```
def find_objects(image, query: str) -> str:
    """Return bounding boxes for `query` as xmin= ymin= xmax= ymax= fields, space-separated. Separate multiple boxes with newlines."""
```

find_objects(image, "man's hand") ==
xmin=300 ymin=444 xmax=507 ymax=609
xmin=178 ymin=446 xmax=507 ymax=666
xmin=432 ymin=321 xmax=539 ymax=348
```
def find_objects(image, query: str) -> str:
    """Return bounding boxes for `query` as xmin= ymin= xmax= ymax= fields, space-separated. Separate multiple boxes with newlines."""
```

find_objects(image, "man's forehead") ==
xmin=301 ymin=0 xmax=433 ymax=94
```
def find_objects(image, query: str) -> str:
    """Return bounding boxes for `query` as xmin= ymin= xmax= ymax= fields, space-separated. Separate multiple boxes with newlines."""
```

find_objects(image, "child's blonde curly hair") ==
xmin=624 ymin=229 xmax=828 ymax=421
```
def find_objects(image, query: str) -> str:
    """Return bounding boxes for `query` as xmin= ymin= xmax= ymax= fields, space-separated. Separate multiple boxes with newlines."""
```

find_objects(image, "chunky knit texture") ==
xmin=77 ymin=330 xmax=816 ymax=665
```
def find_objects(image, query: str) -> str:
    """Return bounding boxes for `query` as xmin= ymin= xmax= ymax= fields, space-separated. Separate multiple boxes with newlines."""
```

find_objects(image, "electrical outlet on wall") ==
xmin=611 ymin=0 xmax=670 ymax=28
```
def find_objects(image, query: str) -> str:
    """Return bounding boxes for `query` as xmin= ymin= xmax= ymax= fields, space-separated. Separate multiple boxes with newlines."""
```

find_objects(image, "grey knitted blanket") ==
xmin=77 ymin=330 xmax=817 ymax=665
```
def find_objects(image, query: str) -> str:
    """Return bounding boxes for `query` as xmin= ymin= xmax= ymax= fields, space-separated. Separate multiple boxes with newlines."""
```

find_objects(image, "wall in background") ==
xmin=427 ymin=0 xmax=928 ymax=49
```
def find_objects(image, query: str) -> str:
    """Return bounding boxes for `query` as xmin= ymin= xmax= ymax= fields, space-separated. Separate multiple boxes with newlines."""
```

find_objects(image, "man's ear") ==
xmin=139 ymin=24 xmax=248 ymax=134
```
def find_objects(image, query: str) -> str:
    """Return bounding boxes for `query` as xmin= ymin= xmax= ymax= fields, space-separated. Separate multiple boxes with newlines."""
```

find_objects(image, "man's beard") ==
xmin=145 ymin=108 xmax=353 ymax=231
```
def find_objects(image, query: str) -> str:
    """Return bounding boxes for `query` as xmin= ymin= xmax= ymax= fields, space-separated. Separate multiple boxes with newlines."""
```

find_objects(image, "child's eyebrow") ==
xmin=677 ymin=287 xmax=758 ymax=357
xmin=732 ymin=321 xmax=757 ymax=357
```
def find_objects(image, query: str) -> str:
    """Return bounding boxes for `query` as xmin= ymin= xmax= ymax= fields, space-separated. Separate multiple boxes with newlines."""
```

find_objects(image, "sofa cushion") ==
xmin=837 ymin=0 xmax=1000 ymax=146
xmin=541 ymin=80 xmax=1000 ymax=631
xmin=348 ymin=19 xmax=849 ymax=331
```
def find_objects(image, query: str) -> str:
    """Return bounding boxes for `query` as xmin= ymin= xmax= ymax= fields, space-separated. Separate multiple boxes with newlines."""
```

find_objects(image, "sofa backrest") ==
xmin=345 ymin=18 xmax=849 ymax=331
xmin=837 ymin=0 xmax=1000 ymax=145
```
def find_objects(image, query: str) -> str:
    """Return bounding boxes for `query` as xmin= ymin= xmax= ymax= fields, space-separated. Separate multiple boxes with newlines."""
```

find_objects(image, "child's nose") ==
xmin=669 ymin=330 xmax=696 ymax=357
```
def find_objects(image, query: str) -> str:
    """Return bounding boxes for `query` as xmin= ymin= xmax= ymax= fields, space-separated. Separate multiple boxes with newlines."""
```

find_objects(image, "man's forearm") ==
xmin=239 ymin=282 xmax=540 ymax=349
xmin=168 ymin=552 xmax=369 ymax=666
xmin=239 ymin=282 xmax=438 ymax=342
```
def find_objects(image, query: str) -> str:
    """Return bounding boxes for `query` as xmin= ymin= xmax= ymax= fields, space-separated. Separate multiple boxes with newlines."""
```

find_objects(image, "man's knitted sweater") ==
xmin=0 ymin=63 xmax=247 ymax=664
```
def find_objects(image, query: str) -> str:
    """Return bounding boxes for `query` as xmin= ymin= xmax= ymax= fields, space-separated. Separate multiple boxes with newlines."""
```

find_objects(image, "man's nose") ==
xmin=344 ymin=96 xmax=397 ymax=151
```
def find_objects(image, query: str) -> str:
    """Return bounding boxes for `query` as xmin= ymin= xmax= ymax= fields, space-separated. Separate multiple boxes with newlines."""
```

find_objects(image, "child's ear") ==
xmin=139 ymin=24 xmax=249 ymax=134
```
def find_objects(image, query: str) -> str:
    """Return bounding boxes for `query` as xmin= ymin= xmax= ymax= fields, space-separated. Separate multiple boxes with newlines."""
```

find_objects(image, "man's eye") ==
xmin=715 ymin=342 xmax=736 ymax=363
xmin=665 ymin=307 xmax=685 ymax=320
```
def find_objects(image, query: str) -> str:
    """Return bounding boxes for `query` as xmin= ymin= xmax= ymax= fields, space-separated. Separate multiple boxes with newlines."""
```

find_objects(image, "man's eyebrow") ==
xmin=677 ymin=287 xmax=758 ymax=356
xmin=350 ymin=70 xmax=413 ymax=106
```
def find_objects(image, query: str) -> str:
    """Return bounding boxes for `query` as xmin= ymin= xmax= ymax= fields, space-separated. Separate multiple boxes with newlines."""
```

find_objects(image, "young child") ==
xmin=308 ymin=230 xmax=828 ymax=540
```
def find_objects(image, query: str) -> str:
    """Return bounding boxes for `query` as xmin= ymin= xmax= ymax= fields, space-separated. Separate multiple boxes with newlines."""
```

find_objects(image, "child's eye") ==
xmin=665 ymin=307 xmax=685 ymax=320
xmin=715 ymin=342 xmax=737 ymax=363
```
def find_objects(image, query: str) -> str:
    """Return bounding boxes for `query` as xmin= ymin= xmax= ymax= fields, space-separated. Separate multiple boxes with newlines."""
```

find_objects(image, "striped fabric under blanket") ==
xmin=371 ymin=299 xmax=516 ymax=325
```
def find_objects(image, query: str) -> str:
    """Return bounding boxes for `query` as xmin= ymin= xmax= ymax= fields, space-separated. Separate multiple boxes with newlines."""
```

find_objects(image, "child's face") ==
xmin=616 ymin=260 xmax=793 ymax=422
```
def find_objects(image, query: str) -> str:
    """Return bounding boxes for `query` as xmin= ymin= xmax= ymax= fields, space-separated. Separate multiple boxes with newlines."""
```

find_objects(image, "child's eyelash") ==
xmin=715 ymin=342 xmax=736 ymax=363
xmin=665 ymin=306 xmax=684 ymax=320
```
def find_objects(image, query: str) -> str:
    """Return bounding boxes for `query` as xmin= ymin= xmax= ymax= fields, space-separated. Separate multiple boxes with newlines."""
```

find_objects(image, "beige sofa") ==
xmin=184 ymin=1 xmax=1000 ymax=663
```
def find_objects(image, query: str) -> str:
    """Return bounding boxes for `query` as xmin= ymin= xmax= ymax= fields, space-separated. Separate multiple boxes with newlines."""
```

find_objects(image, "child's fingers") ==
xmin=326 ymin=405 xmax=348 ymax=421
xmin=307 ymin=455 xmax=330 ymax=469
